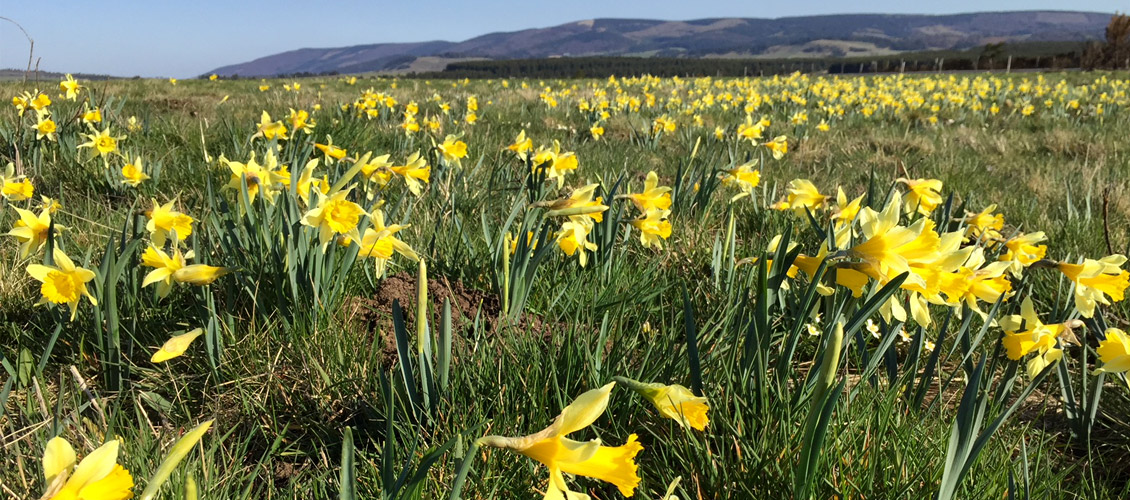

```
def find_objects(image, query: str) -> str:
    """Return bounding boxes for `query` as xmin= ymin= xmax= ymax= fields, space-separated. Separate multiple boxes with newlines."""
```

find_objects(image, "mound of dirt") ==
xmin=344 ymin=272 xmax=502 ymax=368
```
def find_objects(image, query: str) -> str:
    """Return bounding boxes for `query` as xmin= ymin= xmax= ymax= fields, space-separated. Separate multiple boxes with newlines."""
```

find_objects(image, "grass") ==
xmin=1 ymin=71 xmax=1130 ymax=499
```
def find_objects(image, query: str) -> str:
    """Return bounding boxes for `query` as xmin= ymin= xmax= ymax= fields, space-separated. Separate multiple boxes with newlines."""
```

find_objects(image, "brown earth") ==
xmin=343 ymin=272 xmax=556 ymax=368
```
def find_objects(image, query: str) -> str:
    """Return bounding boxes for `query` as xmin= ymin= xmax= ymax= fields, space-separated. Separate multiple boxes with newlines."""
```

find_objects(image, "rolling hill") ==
xmin=208 ymin=11 xmax=1112 ymax=77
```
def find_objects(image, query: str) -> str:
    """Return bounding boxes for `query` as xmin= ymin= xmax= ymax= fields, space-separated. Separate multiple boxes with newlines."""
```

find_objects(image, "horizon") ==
xmin=0 ymin=2 xmax=1122 ymax=78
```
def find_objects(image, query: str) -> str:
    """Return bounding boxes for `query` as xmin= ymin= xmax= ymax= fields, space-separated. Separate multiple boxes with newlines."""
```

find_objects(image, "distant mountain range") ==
xmin=208 ymin=11 xmax=1112 ymax=77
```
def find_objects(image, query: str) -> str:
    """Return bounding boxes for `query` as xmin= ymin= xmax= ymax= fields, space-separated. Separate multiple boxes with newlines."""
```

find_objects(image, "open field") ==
xmin=2 ymin=71 xmax=1130 ymax=499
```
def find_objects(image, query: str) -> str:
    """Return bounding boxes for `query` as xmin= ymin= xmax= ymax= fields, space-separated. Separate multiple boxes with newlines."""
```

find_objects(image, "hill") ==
xmin=208 ymin=11 xmax=1111 ymax=77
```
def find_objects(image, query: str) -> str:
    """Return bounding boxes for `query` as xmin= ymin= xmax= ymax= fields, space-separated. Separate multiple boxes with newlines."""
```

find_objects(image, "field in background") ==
xmin=2 ymin=71 xmax=1130 ymax=499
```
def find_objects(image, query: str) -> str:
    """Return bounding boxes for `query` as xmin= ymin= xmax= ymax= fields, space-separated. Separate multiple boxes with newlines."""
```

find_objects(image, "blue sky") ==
xmin=0 ymin=1 xmax=1123 ymax=78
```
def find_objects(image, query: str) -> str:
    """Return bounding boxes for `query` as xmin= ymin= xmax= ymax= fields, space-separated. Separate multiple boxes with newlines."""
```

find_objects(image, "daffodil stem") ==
xmin=502 ymin=236 xmax=511 ymax=317
xmin=449 ymin=439 xmax=482 ymax=500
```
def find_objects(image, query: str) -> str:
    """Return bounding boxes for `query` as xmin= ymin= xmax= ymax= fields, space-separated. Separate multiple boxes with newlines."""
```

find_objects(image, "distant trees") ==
xmin=1083 ymin=13 xmax=1130 ymax=69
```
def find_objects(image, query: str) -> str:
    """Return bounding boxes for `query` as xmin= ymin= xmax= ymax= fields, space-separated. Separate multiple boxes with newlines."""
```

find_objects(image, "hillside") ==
xmin=208 ymin=11 xmax=1111 ymax=77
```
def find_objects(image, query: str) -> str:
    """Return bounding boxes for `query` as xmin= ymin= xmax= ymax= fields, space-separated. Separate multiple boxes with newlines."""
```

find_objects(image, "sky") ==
xmin=0 ymin=1 xmax=1123 ymax=78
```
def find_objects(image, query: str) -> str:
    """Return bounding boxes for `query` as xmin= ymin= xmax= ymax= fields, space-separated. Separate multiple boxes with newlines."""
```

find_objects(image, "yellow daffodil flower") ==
xmin=478 ymin=382 xmax=642 ymax=499
xmin=41 ymin=438 xmax=133 ymax=500
xmin=27 ymin=248 xmax=97 ymax=321
xmin=898 ymin=178 xmax=944 ymax=215
xmin=82 ymin=108 xmax=102 ymax=124
xmin=1000 ymin=296 xmax=1078 ymax=378
xmin=255 ymin=111 xmax=288 ymax=141
xmin=556 ymin=219 xmax=598 ymax=267
xmin=771 ymin=179 xmax=826 ymax=215
xmin=33 ymin=115 xmax=57 ymax=141
xmin=389 ymin=151 xmax=431 ymax=196
xmin=964 ymin=204 xmax=1004 ymax=241
xmin=719 ymin=160 xmax=760 ymax=202
xmin=532 ymin=141 xmax=579 ymax=189
xmin=1095 ymin=328 xmax=1130 ymax=375
xmin=763 ymin=135 xmax=788 ymax=159
xmin=1 ymin=163 xmax=34 ymax=201
xmin=999 ymin=231 xmax=1047 ymax=277
xmin=354 ymin=210 xmax=419 ymax=275
xmin=121 ymin=156 xmax=150 ymax=187
xmin=630 ymin=209 xmax=672 ymax=249
xmin=315 ymin=135 xmax=347 ymax=164
xmin=437 ymin=134 xmax=468 ymax=168
xmin=832 ymin=187 xmax=863 ymax=226
xmin=615 ymin=376 xmax=709 ymax=430
xmin=287 ymin=108 xmax=315 ymax=134
xmin=508 ymin=130 xmax=533 ymax=160
xmin=8 ymin=206 xmax=60 ymax=258
xmin=145 ymin=199 xmax=194 ymax=247
xmin=151 ymin=328 xmax=205 ymax=363
xmin=1057 ymin=255 xmax=1129 ymax=317
xmin=301 ymin=189 xmax=366 ymax=247
xmin=59 ymin=74 xmax=82 ymax=100
xmin=623 ymin=171 xmax=672 ymax=212
xmin=78 ymin=127 xmax=124 ymax=160
xmin=222 ymin=151 xmax=287 ymax=206
xmin=359 ymin=153 xmax=393 ymax=188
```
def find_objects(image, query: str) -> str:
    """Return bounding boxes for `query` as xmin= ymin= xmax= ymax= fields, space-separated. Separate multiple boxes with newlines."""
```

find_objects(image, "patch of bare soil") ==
xmin=343 ymin=272 xmax=554 ymax=368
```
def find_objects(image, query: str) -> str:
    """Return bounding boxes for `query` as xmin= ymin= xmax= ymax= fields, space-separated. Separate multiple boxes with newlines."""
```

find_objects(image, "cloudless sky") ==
xmin=0 ymin=1 xmax=1123 ymax=78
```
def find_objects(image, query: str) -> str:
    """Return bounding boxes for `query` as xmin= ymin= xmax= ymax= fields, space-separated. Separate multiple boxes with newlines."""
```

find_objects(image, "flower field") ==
xmin=2 ymin=71 xmax=1130 ymax=499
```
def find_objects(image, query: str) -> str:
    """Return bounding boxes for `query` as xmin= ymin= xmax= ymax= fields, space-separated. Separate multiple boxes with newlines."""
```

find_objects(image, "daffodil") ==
xmin=545 ymin=184 xmax=607 ymax=224
xmin=436 ymin=134 xmax=469 ymax=169
xmin=287 ymin=108 xmax=315 ymax=134
xmin=1000 ymin=296 xmax=1077 ymax=378
xmin=762 ymin=135 xmax=788 ymax=159
xmin=290 ymin=158 xmax=328 ymax=206
xmin=832 ymin=187 xmax=863 ymax=226
xmin=478 ymin=382 xmax=643 ymax=499
xmin=59 ymin=74 xmax=82 ymax=100
xmin=614 ymin=376 xmax=708 ymax=430
xmin=532 ymin=141 xmax=579 ymax=189
xmin=590 ymin=125 xmax=605 ymax=140
xmin=771 ymin=179 xmax=826 ymax=215
xmin=964 ymin=204 xmax=1004 ymax=241
xmin=1057 ymin=255 xmax=1129 ymax=317
xmin=27 ymin=249 xmax=97 ymax=321
xmin=82 ymin=108 xmax=102 ymax=124
xmin=898 ymin=178 xmax=944 ymax=215
xmin=255 ymin=111 xmax=288 ymax=141
xmin=12 ymin=93 xmax=29 ymax=116
xmin=630 ymin=209 xmax=672 ymax=249
xmin=508 ymin=130 xmax=533 ymax=160
xmin=33 ymin=115 xmax=57 ymax=141
xmin=145 ymin=199 xmax=194 ymax=247
xmin=999 ymin=231 xmax=1047 ymax=277
xmin=359 ymin=153 xmax=394 ymax=188
xmin=78 ymin=126 xmax=124 ymax=160
xmin=40 ymin=438 xmax=133 ymax=500
xmin=624 ymin=171 xmax=672 ymax=212
xmin=848 ymin=192 xmax=935 ymax=288
xmin=7 ymin=206 xmax=59 ymax=257
xmin=222 ymin=151 xmax=287 ymax=206
xmin=556 ymin=219 xmax=598 ymax=267
xmin=121 ymin=156 xmax=150 ymax=187
xmin=315 ymin=135 xmax=348 ymax=164
xmin=354 ymin=210 xmax=419 ymax=275
xmin=1 ymin=163 xmax=34 ymax=201
xmin=301 ymin=189 xmax=366 ymax=247
xmin=719 ymin=160 xmax=760 ymax=202
xmin=151 ymin=328 xmax=205 ymax=363
xmin=389 ymin=151 xmax=430 ymax=196
xmin=1095 ymin=328 xmax=1130 ymax=375
xmin=30 ymin=92 xmax=51 ymax=112
xmin=736 ymin=115 xmax=768 ymax=143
